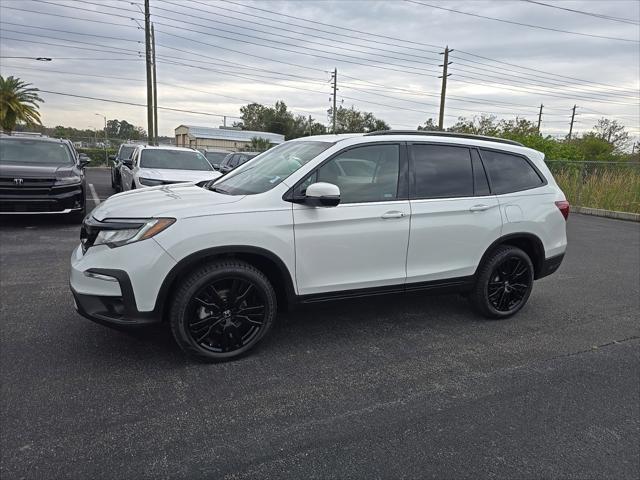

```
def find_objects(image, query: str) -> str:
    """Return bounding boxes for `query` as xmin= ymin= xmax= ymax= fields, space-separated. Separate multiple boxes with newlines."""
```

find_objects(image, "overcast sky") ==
xmin=0 ymin=0 xmax=638 ymax=140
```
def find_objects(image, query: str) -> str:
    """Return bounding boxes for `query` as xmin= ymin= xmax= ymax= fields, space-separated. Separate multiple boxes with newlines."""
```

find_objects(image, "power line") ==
xmin=0 ymin=35 xmax=143 ymax=57
xmin=521 ymin=0 xmax=640 ymax=26
xmin=407 ymin=0 xmax=640 ymax=43
xmin=37 ymin=89 xmax=241 ymax=118
xmin=0 ymin=4 xmax=139 ymax=29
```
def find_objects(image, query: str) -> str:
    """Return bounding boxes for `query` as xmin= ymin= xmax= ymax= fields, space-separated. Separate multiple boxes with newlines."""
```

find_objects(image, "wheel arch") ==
xmin=154 ymin=245 xmax=297 ymax=320
xmin=476 ymin=233 xmax=546 ymax=280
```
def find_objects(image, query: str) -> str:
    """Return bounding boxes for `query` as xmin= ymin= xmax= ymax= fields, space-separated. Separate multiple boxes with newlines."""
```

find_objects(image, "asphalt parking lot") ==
xmin=1 ymin=168 xmax=639 ymax=479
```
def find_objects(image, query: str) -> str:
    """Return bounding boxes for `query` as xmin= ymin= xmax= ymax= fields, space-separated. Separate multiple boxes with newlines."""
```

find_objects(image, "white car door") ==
xmin=406 ymin=143 xmax=503 ymax=284
xmin=292 ymin=143 xmax=410 ymax=296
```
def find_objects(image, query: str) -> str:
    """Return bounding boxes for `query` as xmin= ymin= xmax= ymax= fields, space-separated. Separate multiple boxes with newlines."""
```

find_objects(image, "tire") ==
xmin=469 ymin=245 xmax=534 ymax=319
xmin=170 ymin=260 xmax=277 ymax=362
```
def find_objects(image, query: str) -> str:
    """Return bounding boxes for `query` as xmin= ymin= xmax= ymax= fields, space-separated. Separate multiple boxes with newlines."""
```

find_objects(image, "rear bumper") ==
xmin=0 ymin=185 xmax=84 ymax=214
xmin=537 ymin=253 xmax=565 ymax=279
xmin=71 ymin=269 xmax=161 ymax=328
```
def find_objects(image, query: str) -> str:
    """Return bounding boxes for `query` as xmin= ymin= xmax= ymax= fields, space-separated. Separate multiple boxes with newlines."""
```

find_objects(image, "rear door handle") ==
xmin=381 ymin=211 xmax=406 ymax=219
xmin=469 ymin=204 xmax=491 ymax=212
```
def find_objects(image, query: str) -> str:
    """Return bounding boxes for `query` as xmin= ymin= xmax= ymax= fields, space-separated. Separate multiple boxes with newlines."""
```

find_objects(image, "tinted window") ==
xmin=411 ymin=145 xmax=473 ymax=198
xmin=481 ymin=149 xmax=543 ymax=194
xmin=471 ymin=149 xmax=490 ymax=196
xmin=140 ymin=149 xmax=213 ymax=171
xmin=228 ymin=155 xmax=240 ymax=168
xmin=205 ymin=151 xmax=228 ymax=163
xmin=0 ymin=139 xmax=73 ymax=165
xmin=312 ymin=144 xmax=400 ymax=204
xmin=118 ymin=146 xmax=135 ymax=160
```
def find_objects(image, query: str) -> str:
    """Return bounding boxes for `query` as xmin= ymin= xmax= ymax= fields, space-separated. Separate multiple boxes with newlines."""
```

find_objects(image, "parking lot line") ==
xmin=88 ymin=183 xmax=100 ymax=205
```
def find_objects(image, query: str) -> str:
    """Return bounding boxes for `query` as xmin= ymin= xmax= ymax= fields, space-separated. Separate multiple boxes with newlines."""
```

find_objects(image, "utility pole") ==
xmin=568 ymin=104 xmax=577 ymax=140
xmin=537 ymin=103 xmax=543 ymax=132
xmin=144 ymin=0 xmax=154 ymax=146
xmin=151 ymin=23 xmax=158 ymax=146
xmin=438 ymin=46 xmax=453 ymax=131
xmin=331 ymin=68 xmax=337 ymax=133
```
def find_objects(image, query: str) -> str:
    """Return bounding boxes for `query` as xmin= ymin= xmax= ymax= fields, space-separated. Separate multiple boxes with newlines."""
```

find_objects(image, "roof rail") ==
xmin=364 ymin=130 xmax=524 ymax=147
xmin=0 ymin=131 xmax=47 ymax=138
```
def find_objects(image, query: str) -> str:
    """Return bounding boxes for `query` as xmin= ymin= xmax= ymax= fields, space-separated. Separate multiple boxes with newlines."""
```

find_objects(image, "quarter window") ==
xmin=303 ymin=144 xmax=400 ymax=204
xmin=411 ymin=145 xmax=473 ymax=198
xmin=480 ymin=149 xmax=543 ymax=194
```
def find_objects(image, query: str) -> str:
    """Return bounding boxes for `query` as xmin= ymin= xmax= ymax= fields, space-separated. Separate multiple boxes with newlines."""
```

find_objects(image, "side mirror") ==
xmin=122 ymin=158 xmax=133 ymax=168
xmin=212 ymin=164 xmax=220 ymax=171
xmin=305 ymin=182 xmax=340 ymax=207
xmin=78 ymin=153 xmax=91 ymax=167
xmin=109 ymin=154 xmax=116 ymax=161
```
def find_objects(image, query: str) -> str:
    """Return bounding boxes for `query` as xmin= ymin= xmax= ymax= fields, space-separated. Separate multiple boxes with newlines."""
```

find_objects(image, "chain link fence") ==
xmin=545 ymin=160 xmax=640 ymax=214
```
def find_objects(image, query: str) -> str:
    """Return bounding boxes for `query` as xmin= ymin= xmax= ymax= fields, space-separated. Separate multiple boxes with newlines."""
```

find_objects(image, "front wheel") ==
xmin=469 ymin=246 xmax=534 ymax=319
xmin=170 ymin=260 xmax=277 ymax=362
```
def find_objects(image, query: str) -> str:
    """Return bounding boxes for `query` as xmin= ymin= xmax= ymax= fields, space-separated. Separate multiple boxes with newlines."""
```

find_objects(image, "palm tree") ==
xmin=245 ymin=136 xmax=272 ymax=152
xmin=0 ymin=75 xmax=44 ymax=134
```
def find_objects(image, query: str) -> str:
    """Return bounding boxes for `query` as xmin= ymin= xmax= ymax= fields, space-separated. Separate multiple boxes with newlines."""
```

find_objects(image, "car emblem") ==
xmin=13 ymin=178 xmax=24 ymax=185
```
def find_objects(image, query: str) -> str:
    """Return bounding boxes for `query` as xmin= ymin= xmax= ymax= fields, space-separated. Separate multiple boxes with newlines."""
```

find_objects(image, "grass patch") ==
xmin=547 ymin=162 xmax=640 ymax=214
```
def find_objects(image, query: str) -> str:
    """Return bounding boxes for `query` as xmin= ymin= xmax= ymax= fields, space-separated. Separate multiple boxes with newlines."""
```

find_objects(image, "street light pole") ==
xmin=95 ymin=113 xmax=107 ymax=165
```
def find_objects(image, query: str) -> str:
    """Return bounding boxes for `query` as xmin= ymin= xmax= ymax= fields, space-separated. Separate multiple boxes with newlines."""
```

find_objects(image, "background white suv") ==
xmin=71 ymin=131 xmax=568 ymax=362
xmin=119 ymin=145 xmax=221 ymax=190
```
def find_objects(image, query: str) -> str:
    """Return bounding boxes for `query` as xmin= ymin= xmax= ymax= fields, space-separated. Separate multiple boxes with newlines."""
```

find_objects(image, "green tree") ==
xmin=0 ymin=75 xmax=44 ymax=134
xmin=235 ymin=101 xmax=326 ymax=139
xmin=417 ymin=118 xmax=439 ymax=131
xmin=242 ymin=136 xmax=272 ymax=152
xmin=591 ymin=118 xmax=630 ymax=153
xmin=331 ymin=105 xmax=389 ymax=133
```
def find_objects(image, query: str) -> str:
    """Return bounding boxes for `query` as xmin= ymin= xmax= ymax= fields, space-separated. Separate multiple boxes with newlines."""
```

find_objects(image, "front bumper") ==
xmin=0 ymin=184 xmax=84 ymax=214
xmin=70 ymin=240 xmax=177 ymax=327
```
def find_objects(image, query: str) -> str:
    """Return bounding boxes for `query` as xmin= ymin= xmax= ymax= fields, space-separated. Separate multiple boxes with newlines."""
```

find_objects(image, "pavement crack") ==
xmin=550 ymin=335 xmax=640 ymax=360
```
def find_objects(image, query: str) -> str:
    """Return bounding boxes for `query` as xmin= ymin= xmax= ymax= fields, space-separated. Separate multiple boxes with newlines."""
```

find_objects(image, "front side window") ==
xmin=139 ymin=149 xmax=213 ymax=171
xmin=480 ymin=149 xmax=544 ymax=194
xmin=0 ymin=139 xmax=73 ymax=165
xmin=300 ymin=144 xmax=400 ymax=204
xmin=118 ymin=146 xmax=135 ymax=160
xmin=411 ymin=144 xmax=473 ymax=199
xmin=213 ymin=141 xmax=333 ymax=195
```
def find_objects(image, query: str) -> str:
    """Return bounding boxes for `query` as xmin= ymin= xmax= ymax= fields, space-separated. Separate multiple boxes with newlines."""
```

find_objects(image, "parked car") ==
xmin=202 ymin=149 xmax=231 ymax=171
xmin=119 ymin=145 xmax=221 ymax=191
xmin=110 ymin=143 xmax=140 ymax=192
xmin=1 ymin=134 xmax=89 ymax=222
xmin=218 ymin=151 xmax=260 ymax=174
xmin=71 ymin=131 xmax=568 ymax=361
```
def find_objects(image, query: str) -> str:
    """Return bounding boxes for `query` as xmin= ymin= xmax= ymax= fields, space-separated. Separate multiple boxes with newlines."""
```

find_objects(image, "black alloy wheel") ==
xmin=487 ymin=256 xmax=532 ymax=313
xmin=470 ymin=245 xmax=534 ymax=319
xmin=170 ymin=261 xmax=277 ymax=361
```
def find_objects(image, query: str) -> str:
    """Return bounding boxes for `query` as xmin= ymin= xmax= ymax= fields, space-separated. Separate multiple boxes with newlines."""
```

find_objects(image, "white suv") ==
xmin=119 ymin=145 xmax=221 ymax=191
xmin=70 ymin=132 xmax=568 ymax=361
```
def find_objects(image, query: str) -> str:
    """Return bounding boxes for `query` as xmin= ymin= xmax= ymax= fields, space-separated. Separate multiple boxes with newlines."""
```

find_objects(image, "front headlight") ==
xmin=55 ymin=175 xmax=81 ymax=186
xmin=91 ymin=218 xmax=175 ymax=248
xmin=139 ymin=177 xmax=163 ymax=186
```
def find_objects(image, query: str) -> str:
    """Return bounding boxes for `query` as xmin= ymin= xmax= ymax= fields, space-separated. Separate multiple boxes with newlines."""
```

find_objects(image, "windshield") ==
xmin=140 ymin=149 xmax=213 ymax=171
xmin=0 ymin=139 xmax=73 ymax=165
xmin=213 ymin=141 xmax=333 ymax=195
xmin=204 ymin=151 xmax=228 ymax=163
xmin=119 ymin=146 xmax=136 ymax=160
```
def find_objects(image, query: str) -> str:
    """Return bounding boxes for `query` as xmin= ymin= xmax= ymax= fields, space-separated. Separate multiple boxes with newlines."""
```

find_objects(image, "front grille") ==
xmin=0 ymin=177 xmax=55 ymax=188
xmin=0 ymin=201 xmax=63 ymax=213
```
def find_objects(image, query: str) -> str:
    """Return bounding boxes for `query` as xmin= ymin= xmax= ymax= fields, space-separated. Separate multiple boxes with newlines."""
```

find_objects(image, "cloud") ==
xmin=0 ymin=0 xmax=638 ymax=138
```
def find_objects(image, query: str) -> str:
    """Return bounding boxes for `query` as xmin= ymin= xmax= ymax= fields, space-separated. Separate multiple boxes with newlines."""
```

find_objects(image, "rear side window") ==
xmin=410 ymin=144 xmax=473 ymax=198
xmin=480 ymin=150 xmax=544 ymax=194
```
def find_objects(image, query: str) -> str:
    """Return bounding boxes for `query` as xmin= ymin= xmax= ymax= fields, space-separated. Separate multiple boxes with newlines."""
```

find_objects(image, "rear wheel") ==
xmin=470 ymin=246 xmax=534 ymax=319
xmin=170 ymin=260 xmax=277 ymax=362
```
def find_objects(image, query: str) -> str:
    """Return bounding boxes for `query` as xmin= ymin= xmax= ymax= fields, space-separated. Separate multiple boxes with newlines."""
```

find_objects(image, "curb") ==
xmin=573 ymin=206 xmax=640 ymax=222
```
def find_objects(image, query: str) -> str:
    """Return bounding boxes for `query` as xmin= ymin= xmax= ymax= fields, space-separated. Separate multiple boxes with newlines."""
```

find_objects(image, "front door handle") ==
xmin=381 ymin=211 xmax=406 ymax=219
xmin=469 ymin=204 xmax=491 ymax=212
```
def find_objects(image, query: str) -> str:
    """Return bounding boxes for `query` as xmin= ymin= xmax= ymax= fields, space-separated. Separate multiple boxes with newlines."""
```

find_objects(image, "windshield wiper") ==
xmin=209 ymin=186 xmax=230 ymax=194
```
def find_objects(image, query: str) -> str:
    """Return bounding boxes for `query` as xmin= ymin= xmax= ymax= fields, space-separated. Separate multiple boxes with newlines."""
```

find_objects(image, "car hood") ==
xmin=138 ymin=168 xmax=221 ymax=183
xmin=0 ymin=163 xmax=76 ymax=178
xmin=91 ymin=183 xmax=243 ymax=221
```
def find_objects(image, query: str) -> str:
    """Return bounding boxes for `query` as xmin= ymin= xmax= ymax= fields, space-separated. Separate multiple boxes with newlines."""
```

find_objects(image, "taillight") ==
xmin=555 ymin=200 xmax=570 ymax=220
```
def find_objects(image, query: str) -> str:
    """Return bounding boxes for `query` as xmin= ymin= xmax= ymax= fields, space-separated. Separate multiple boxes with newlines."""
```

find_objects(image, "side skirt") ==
xmin=297 ymin=276 xmax=475 ymax=304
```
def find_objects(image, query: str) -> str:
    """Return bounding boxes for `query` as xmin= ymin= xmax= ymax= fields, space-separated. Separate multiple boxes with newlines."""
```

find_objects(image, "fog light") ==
xmin=84 ymin=271 xmax=118 ymax=282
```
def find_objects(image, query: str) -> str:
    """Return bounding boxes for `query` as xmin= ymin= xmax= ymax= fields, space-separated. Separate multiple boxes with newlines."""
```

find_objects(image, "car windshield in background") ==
xmin=213 ymin=141 xmax=333 ymax=195
xmin=0 ymin=139 xmax=73 ymax=165
xmin=140 ymin=149 xmax=213 ymax=171
xmin=119 ymin=146 xmax=136 ymax=160
xmin=205 ymin=151 xmax=228 ymax=163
